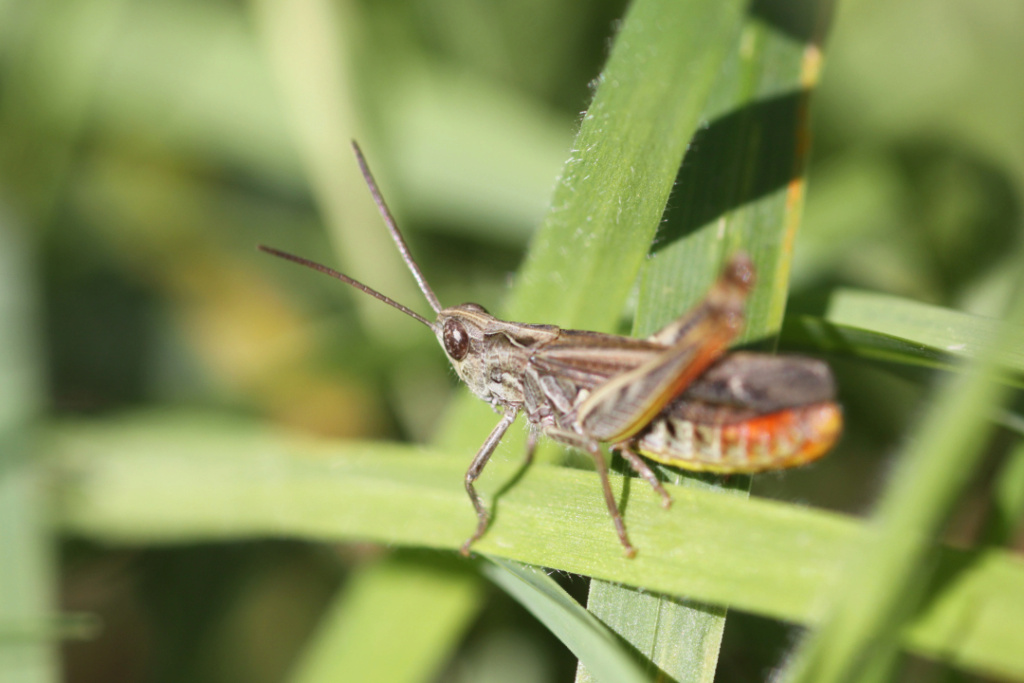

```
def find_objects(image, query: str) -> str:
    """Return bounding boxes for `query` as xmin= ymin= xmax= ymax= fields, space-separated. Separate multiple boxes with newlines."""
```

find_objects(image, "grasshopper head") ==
xmin=434 ymin=303 xmax=520 ymax=407
xmin=434 ymin=303 xmax=560 ymax=409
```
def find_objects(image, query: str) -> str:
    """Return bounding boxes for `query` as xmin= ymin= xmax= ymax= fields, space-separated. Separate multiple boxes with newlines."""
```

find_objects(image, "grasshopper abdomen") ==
xmin=635 ymin=402 xmax=842 ymax=473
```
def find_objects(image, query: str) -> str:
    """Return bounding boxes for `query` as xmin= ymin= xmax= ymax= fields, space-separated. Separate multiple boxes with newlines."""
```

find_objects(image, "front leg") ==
xmin=461 ymin=407 xmax=519 ymax=556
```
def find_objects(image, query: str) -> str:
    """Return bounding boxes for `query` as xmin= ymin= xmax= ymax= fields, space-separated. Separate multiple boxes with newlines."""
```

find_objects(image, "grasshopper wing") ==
xmin=576 ymin=254 xmax=754 ymax=443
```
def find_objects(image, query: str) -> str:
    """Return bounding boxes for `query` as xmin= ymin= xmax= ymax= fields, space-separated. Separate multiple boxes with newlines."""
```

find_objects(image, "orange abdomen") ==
xmin=634 ymin=402 xmax=842 ymax=473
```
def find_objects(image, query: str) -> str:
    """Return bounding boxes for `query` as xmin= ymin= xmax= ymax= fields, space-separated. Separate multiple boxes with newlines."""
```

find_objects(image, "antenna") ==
xmin=257 ymin=245 xmax=433 ymax=327
xmin=350 ymin=140 xmax=443 ymax=314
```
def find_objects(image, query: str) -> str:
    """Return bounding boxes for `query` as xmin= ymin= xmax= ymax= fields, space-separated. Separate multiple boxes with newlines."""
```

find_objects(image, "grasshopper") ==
xmin=260 ymin=142 xmax=842 ymax=557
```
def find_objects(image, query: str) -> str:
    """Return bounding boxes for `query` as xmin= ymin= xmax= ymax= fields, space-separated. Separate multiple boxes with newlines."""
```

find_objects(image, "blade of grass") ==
xmin=904 ymin=548 xmax=1024 ymax=679
xmin=481 ymin=559 xmax=649 ymax=683
xmin=287 ymin=551 xmax=484 ymax=683
xmin=783 ymin=315 xmax=974 ymax=374
xmin=779 ymin=259 xmax=1024 ymax=682
xmin=579 ymin=580 xmax=729 ymax=683
xmin=0 ymin=218 xmax=56 ymax=682
xmin=502 ymin=0 xmax=746 ymax=330
xmin=0 ymin=615 xmax=99 ymax=644
xmin=249 ymin=5 xmax=492 ymax=679
xmin=249 ymin=0 xmax=424 ymax=337
xmin=49 ymin=412 xmax=1024 ymax=679
xmin=582 ymin=1 xmax=835 ymax=680
xmin=54 ymin=412 xmax=854 ymax=616
xmin=428 ymin=0 xmax=744 ymax=674
xmin=827 ymin=289 xmax=1024 ymax=373
xmin=436 ymin=0 xmax=746 ymax=456
xmin=781 ymin=291 xmax=1024 ymax=387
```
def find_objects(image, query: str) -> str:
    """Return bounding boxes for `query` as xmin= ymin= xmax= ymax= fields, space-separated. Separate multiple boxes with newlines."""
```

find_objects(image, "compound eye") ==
xmin=442 ymin=318 xmax=470 ymax=361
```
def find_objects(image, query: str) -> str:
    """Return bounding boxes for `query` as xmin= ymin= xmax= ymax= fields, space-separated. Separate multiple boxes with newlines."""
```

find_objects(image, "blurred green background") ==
xmin=1 ymin=0 xmax=1021 ymax=681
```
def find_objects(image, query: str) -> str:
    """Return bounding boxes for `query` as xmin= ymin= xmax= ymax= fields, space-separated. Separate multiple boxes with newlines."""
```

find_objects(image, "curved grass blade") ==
xmin=825 ymin=289 xmax=1024 ymax=376
xmin=480 ymin=558 xmax=649 ymax=683
xmin=782 ymin=289 xmax=1024 ymax=387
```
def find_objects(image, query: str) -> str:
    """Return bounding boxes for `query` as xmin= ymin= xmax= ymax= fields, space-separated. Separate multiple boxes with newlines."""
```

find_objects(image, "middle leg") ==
xmin=545 ymin=427 xmax=637 ymax=557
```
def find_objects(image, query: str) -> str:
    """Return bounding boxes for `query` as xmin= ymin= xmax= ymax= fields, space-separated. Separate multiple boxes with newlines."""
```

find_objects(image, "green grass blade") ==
xmin=0 ymin=218 xmax=57 ymax=682
xmin=417 ymin=0 xmax=744 ymax=676
xmin=248 ymin=0 xmax=425 ymax=337
xmin=437 ymin=0 xmax=745 ymax=456
xmin=827 ymin=289 xmax=1024 ymax=373
xmin=783 ymin=315 xmax=976 ymax=374
xmin=502 ymin=0 xmax=746 ymax=330
xmin=781 ymin=290 xmax=1024 ymax=386
xmin=287 ymin=552 xmax=483 ymax=683
xmin=779 ymin=262 xmax=1024 ymax=682
xmin=582 ymin=0 xmax=835 ymax=680
xmin=49 ymin=412 xmax=1024 ymax=679
xmin=579 ymin=580 xmax=728 ymax=683
xmin=248 ymin=5 xmax=492 ymax=680
xmin=54 ymin=413 xmax=852 ymax=614
xmin=905 ymin=549 xmax=1024 ymax=679
xmin=480 ymin=559 xmax=649 ymax=683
